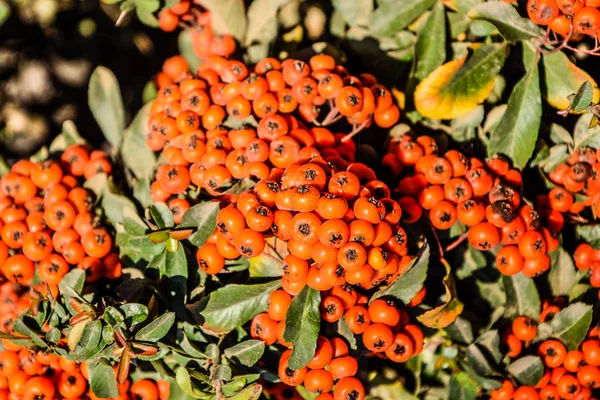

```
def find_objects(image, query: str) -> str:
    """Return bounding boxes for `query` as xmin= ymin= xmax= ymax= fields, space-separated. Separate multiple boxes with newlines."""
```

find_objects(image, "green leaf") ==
xmin=249 ymin=253 xmax=282 ymax=278
xmin=195 ymin=0 xmax=247 ymax=41
xmin=88 ymin=66 xmax=125 ymax=148
xmin=89 ymin=359 xmax=119 ymax=399
xmin=446 ymin=317 xmax=474 ymax=345
xmin=0 ymin=1 xmax=10 ymax=27
xmin=413 ymin=1 xmax=446 ymax=83
xmin=13 ymin=319 xmax=47 ymax=348
xmin=142 ymin=80 xmax=158 ymax=104
xmin=135 ymin=312 xmax=176 ymax=342
xmin=224 ymin=340 xmax=265 ymax=367
xmin=548 ymin=248 xmax=579 ymax=297
xmin=503 ymin=273 xmax=541 ymax=321
xmin=337 ymin=317 xmax=358 ymax=350
xmin=283 ymin=286 xmax=321 ymax=370
xmin=371 ymin=243 xmax=429 ymax=303
xmin=506 ymin=356 xmax=544 ymax=386
xmin=122 ymin=102 xmax=156 ymax=180
xmin=541 ymin=50 xmax=599 ymax=111
xmin=573 ymin=113 xmax=600 ymax=149
xmin=577 ymin=224 xmax=600 ymax=249
xmin=151 ymin=203 xmax=175 ymax=229
xmin=549 ymin=123 xmax=573 ymax=146
xmin=102 ymin=180 xmax=139 ymax=225
xmin=369 ymin=0 xmax=436 ymax=37
xmin=181 ymin=201 xmax=220 ymax=245
xmin=450 ymin=106 xmax=485 ymax=142
xmin=448 ymin=372 xmax=479 ymax=400
xmin=197 ymin=280 xmax=280 ymax=334
xmin=120 ymin=304 xmax=149 ymax=326
xmin=244 ymin=0 xmax=287 ymax=46
xmin=468 ymin=2 xmax=541 ymax=43
xmin=134 ymin=0 xmax=159 ymax=12
xmin=59 ymin=269 xmax=86 ymax=296
xmin=164 ymin=244 xmax=188 ymax=278
xmin=332 ymin=0 xmax=373 ymax=27
xmin=49 ymin=120 xmax=86 ymax=152
xmin=0 ymin=156 xmax=8 ymax=177
xmin=74 ymin=319 xmax=102 ymax=358
xmin=178 ymin=30 xmax=203 ymax=71
xmin=569 ymin=81 xmax=594 ymax=112
xmin=488 ymin=43 xmax=541 ymax=169
xmin=136 ymin=9 xmax=160 ymax=27
xmin=537 ymin=303 xmax=593 ymax=351
xmin=227 ymin=383 xmax=262 ymax=400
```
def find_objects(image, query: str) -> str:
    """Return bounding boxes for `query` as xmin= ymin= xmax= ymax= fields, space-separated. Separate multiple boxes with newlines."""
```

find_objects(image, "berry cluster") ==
xmin=147 ymin=53 xmax=400 ymax=206
xmin=158 ymin=1 xmax=236 ymax=59
xmin=0 ymin=331 xmax=169 ymax=400
xmin=574 ymin=242 xmax=600 ymax=288
xmin=384 ymin=135 xmax=559 ymax=277
xmin=547 ymin=147 xmax=600 ymax=219
xmin=0 ymin=145 xmax=120 ymax=297
xmin=528 ymin=0 xmax=600 ymax=37
xmin=194 ymin=161 xmax=423 ymax=399
xmin=493 ymin=302 xmax=600 ymax=400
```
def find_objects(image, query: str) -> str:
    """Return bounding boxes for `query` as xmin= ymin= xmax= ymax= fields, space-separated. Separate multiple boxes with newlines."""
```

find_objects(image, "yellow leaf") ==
xmin=542 ymin=51 xmax=600 ymax=111
xmin=414 ymin=43 xmax=506 ymax=119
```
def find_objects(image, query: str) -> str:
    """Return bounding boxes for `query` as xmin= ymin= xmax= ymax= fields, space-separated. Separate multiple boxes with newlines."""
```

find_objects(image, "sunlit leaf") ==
xmin=414 ymin=43 xmax=506 ymax=119
xmin=542 ymin=50 xmax=600 ymax=111
xmin=468 ymin=2 xmax=541 ymax=43
xmin=88 ymin=66 xmax=125 ymax=148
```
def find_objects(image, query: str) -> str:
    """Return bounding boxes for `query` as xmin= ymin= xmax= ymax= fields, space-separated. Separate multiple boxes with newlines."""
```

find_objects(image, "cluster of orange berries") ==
xmin=147 ymin=52 xmax=399 ymax=209
xmin=0 ymin=333 xmax=169 ymax=400
xmin=527 ymin=0 xmax=600 ymax=39
xmin=158 ymin=1 xmax=236 ymax=59
xmin=547 ymin=147 xmax=600 ymax=219
xmin=492 ymin=301 xmax=600 ymax=400
xmin=574 ymin=241 xmax=600 ymax=288
xmin=195 ymin=162 xmax=423 ymax=399
xmin=0 ymin=144 xmax=121 ymax=297
xmin=384 ymin=135 xmax=559 ymax=277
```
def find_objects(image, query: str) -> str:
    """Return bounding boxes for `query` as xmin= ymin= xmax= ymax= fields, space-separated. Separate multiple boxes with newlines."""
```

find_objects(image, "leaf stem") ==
xmin=444 ymin=231 xmax=468 ymax=253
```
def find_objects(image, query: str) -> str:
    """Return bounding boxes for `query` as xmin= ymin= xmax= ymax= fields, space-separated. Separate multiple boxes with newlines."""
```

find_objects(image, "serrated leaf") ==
xmin=135 ymin=312 xmax=175 ymax=342
xmin=371 ymin=244 xmax=429 ymax=304
xmin=88 ymin=66 xmax=125 ymax=148
xmin=89 ymin=359 xmax=120 ymax=399
xmin=283 ymin=286 xmax=321 ymax=370
xmin=122 ymin=102 xmax=156 ymax=180
xmin=488 ymin=43 xmax=541 ymax=169
xmin=542 ymin=50 xmax=600 ymax=111
xmin=548 ymin=248 xmax=579 ymax=297
xmin=369 ymin=0 xmax=436 ymax=37
xmin=503 ymin=273 xmax=541 ymax=321
xmin=180 ymin=201 xmax=220 ymax=246
xmin=224 ymin=340 xmax=265 ymax=367
xmin=414 ymin=43 xmax=506 ymax=119
xmin=196 ymin=280 xmax=280 ymax=334
xmin=195 ymin=0 xmax=247 ymax=41
xmin=468 ymin=2 xmax=541 ymax=43
xmin=506 ymin=356 xmax=544 ymax=386
xmin=537 ymin=303 xmax=592 ymax=350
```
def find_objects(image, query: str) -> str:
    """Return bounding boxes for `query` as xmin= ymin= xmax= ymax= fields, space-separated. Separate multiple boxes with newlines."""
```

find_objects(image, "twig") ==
xmin=445 ymin=231 xmax=468 ymax=253
xmin=341 ymin=121 xmax=370 ymax=143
